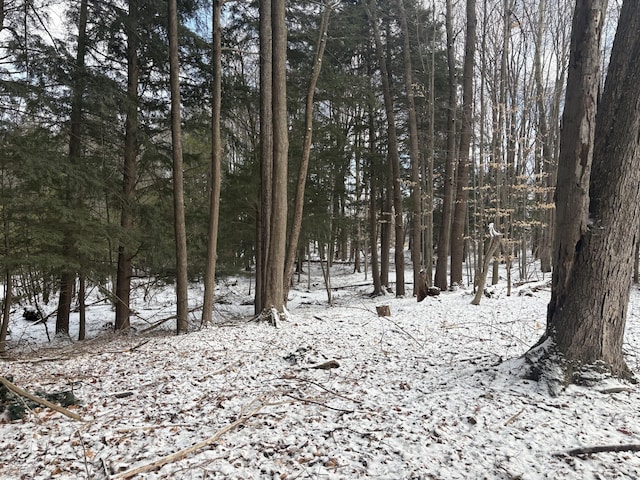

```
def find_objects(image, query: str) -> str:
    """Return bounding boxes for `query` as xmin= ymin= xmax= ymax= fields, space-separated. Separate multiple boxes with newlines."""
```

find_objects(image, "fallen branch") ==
xmin=378 ymin=314 xmax=424 ymax=348
xmin=504 ymin=407 xmax=525 ymax=426
xmin=0 ymin=376 xmax=83 ymax=421
xmin=112 ymin=402 xmax=264 ymax=479
xmin=283 ymin=393 xmax=355 ymax=414
xmin=296 ymin=378 xmax=363 ymax=404
xmin=560 ymin=444 xmax=640 ymax=456
xmin=139 ymin=305 xmax=202 ymax=334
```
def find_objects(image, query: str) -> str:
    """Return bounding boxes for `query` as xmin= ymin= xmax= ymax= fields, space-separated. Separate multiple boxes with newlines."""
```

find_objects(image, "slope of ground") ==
xmin=1 ymin=264 xmax=640 ymax=479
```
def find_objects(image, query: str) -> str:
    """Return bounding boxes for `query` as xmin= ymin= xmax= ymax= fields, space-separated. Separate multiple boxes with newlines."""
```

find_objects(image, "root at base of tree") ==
xmin=522 ymin=338 xmax=636 ymax=395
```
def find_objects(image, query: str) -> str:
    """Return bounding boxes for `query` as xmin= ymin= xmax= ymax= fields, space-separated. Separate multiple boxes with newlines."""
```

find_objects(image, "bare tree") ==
xmin=259 ymin=0 xmax=289 ymax=323
xmin=56 ymin=0 xmax=90 ymax=335
xmin=115 ymin=0 xmax=138 ymax=331
xmin=397 ymin=0 xmax=423 ymax=296
xmin=168 ymin=0 xmax=189 ymax=333
xmin=434 ymin=0 xmax=457 ymax=291
xmin=284 ymin=1 xmax=334 ymax=296
xmin=450 ymin=0 xmax=477 ymax=286
xmin=202 ymin=0 xmax=223 ymax=326
xmin=367 ymin=0 xmax=405 ymax=297
xmin=255 ymin=0 xmax=272 ymax=315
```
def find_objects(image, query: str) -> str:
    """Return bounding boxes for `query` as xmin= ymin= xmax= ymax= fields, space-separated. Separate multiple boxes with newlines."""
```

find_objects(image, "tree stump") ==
xmin=376 ymin=305 xmax=390 ymax=317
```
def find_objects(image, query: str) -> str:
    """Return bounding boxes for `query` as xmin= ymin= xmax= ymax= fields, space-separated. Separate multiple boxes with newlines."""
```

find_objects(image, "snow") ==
xmin=2 ymin=262 xmax=640 ymax=479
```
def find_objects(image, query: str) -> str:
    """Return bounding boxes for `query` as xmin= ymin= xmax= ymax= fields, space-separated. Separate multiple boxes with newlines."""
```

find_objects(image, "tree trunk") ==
xmin=545 ymin=0 xmax=605 ymax=334
xmin=380 ymin=184 xmax=391 ymax=288
xmin=78 ymin=274 xmax=86 ymax=341
xmin=534 ymin=0 xmax=553 ymax=274
xmin=397 ymin=0 xmax=422 ymax=296
xmin=547 ymin=0 xmax=639 ymax=379
xmin=422 ymin=3 xmax=437 ymax=288
xmin=115 ymin=0 xmax=138 ymax=331
xmin=57 ymin=0 xmax=88 ymax=335
xmin=202 ymin=0 xmax=223 ymax=326
xmin=529 ymin=0 xmax=640 ymax=384
xmin=434 ymin=0 xmax=457 ymax=291
xmin=368 ymin=0 xmax=405 ymax=297
xmin=255 ymin=0 xmax=273 ymax=315
xmin=0 ymin=270 xmax=12 ymax=354
xmin=368 ymin=105 xmax=382 ymax=296
xmin=471 ymin=234 xmax=501 ymax=306
xmin=284 ymin=2 xmax=333 ymax=296
xmin=261 ymin=0 xmax=288 ymax=321
xmin=168 ymin=0 xmax=189 ymax=333
xmin=450 ymin=0 xmax=477 ymax=286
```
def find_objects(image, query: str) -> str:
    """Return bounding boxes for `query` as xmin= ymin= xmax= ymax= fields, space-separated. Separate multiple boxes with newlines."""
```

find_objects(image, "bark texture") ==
xmin=368 ymin=0 xmax=405 ymax=297
xmin=546 ymin=0 xmax=605 ymax=325
xmin=397 ymin=0 xmax=422 ymax=295
xmin=450 ymin=0 xmax=476 ymax=286
xmin=202 ymin=0 xmax=223 ymax=325
xmin=115 ymin=0 xmax=138 ymax=331
xmin=532 ymin=0 xmax=640 ymax=383
xmin=168 ymin=0 xmax=189 ymax=333
xmin=434 ymin=0 xmax=457 ymax=291
xmin=262 ymin=0 xmax=288 ymax=318
xmin=549 ymin=0 xmax=639 ymax=378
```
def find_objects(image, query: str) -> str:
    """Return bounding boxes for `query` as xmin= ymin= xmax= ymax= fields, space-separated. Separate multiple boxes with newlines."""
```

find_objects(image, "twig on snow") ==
xmin=112 ymin=401 xmax=265 ymax=479
xmin=503 ymin=407 xmax=525 ymax=426
xmin=77 ymin=429 xmax=91 ymax=479
xmin=558 ymin=444 xmax=640 ymax=456
xmin=295 ymin=378 xmax=363 ymax=404
xmin=377 ymin=314 xmax=424 ymax=348
xmin=129 ymin=339 xmax=151 ymax=351
xmin=0 ymin=376 xmax=83 ymax=421
xmin=283 ymin=393 xmax=355 ymax=414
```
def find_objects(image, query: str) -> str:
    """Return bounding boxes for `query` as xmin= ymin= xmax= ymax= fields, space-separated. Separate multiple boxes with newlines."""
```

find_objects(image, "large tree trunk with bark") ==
xmin=255 ymin=0 xmax=273 ymax=315
xmin=434 ymin=0 xmax=457 ymax=291
xmin=115 ymin=0 xmax=138 ymax=331
xmin=545 ymin=0 xmax=604 ymax=331
xmin=57 ymin=0 xmax=89 ymax=335
xmin=450 ymin=0 xmax=476 ymax=286
xmin=397 ymin=0 xmax=422 ymax=296
xmin=529 ymin=0 xmax=640 ymax=386
xmin=261 ymin=0 xmax=288 ymax=322
xmin=368 ymin=0 xmax=405 ymax=297
xmin=202 ymin=0 xmax=223 ymax=326
xmin=168 ymin=0 xmax=189 ymax=333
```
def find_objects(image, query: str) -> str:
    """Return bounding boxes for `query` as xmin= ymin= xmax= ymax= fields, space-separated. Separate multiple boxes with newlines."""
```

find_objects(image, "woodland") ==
xmin=1 ymin=0 xmax=640 ymax=400
xmin=3 ymin=0 xmax=640 ymax=477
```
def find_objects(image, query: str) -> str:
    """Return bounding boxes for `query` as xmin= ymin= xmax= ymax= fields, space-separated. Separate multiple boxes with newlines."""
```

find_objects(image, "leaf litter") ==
xmin=1 ymin=262 xmax=640 ymax=479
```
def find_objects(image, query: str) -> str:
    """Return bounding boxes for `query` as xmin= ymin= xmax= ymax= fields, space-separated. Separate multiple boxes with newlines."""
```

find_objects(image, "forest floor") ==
xmin=2 ymin=261 xmax=640 ymax=479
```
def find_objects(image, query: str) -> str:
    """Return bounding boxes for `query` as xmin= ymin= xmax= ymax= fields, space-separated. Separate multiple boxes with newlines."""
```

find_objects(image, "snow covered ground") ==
xmin=2 ymin=261 xmax=640 ymax=479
